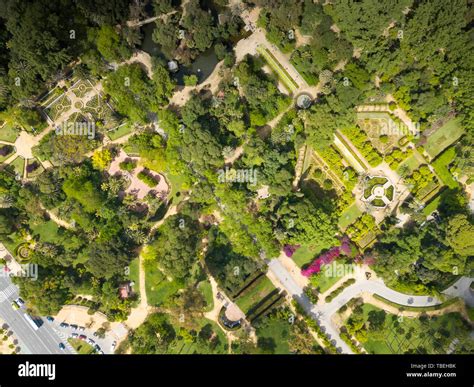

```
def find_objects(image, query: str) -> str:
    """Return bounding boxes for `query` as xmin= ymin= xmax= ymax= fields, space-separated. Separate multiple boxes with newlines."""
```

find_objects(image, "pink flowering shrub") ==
xmin=300 ymin=237 xmax=354 ymax=277
xmin=283 ymin=244 xmax=300 ymax=257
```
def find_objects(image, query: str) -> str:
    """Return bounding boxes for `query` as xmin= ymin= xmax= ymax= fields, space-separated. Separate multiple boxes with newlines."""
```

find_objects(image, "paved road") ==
xmin=268 ymin=258 xmax=474 ymax=355
xmin=443 ymin=277 xmax=474 ymax=307
xmin=267 ymin=259 xmax=352 ymax=354
xmin=319 ymin=277 xmax=440 ymax=318
xmin=0 ymin=275 xmax=73 ymax=354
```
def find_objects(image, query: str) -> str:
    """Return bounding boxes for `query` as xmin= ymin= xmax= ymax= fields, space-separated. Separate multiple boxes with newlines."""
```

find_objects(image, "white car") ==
xmin=15 ymin=298 xmax=25 ymax=308
xmin=87 ymin=338 xmax=95 ymax=345
xmin=111 ymin=341 xmax=116 ymax=351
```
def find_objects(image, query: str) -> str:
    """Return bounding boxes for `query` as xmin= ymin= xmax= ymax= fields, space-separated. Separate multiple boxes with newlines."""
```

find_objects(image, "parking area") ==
xmin=46 ymin=318 xmax=117 ymax=354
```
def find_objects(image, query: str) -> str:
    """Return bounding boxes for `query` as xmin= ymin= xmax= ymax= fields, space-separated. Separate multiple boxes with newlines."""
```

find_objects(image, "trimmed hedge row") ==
xmin=325 ymin=278 xmax=356 ymax=303
xmin=230 ymin=271 xmax=265 ymax=300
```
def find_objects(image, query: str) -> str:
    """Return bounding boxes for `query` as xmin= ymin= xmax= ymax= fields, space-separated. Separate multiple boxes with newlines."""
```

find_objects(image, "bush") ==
xmin=183 ymin=74 xmax=198 ymax=87
xmin=323 ymin=179 xmax=333 ymax=189
xmin=137 ymin=170 xmax=158 ymax=187
xmin=119 ymin=159 xmax=137 ymax=172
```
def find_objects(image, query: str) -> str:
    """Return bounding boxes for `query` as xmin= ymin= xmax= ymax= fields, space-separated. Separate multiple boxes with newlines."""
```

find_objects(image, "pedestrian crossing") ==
xmin=0 ymin=285 xmax=17 ymax=302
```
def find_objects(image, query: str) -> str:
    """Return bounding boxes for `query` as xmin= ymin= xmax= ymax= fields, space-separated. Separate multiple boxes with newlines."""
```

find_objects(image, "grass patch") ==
xmin=424 ymin=117 xmax=464 ymax=159
xmin=0 ymin=123 xmax=19 ymax=143
xmin=397 ymin=154 xmax=422 ymax=176
xmin=310 ymin=268 xmax=345 ymax=294
xmin=29 ymin=220 xmax=60 ymax=243
xmin=431 ymin=147 xmax=459 ymax=189
xmin=198 ymin=280 xmax=214 ymax=312
xmin=423 ymin=194 xmax=442 ymax=216
xmin=2 ymin=232 xmax=24 ymax=256
xmin=9 ymin=156 xmax=25 ymax=177
xmin=145 ymin=262 xmax=183 ymax=306
xmin=335 ymin=131 xmax=369 ymax=170
xmin=257 ymin=45 xmax=298 ymax=92
xmin=128 ymin=258 xmax=140 ymax=298
xmin=165 ymin=172 xmax=189 ymax=205
xmin=68 ymin=338 xmax=96 ymax=354
xmin=235 ymin=276 xmax=275 ymax=314
xmin=338 ymin=203 xmax=363 ymax=231
xmin=107 ymin=123 xmax=133 ymax=141
xmin=349 ymin=303 xmax=470 ymax=354
xmin=255 ymin=317 xmax=291 ymax=354
xmin=291 ymin=242 xmax=330 ymax=268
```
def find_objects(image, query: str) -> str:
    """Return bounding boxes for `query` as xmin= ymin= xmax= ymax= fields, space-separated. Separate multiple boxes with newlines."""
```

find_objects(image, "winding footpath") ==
xmin=268 ymin=258 xmax=473 ymax=354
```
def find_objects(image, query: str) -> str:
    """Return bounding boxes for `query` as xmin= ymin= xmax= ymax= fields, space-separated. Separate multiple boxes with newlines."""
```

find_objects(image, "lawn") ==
xmin=128 ymin=258 xmax=140 ymax=298
xmin=29 ymin=220 xmax=61 ymax=244
xmin=257 ymin=45 xmax=298 ymax=93
xmin=0 ymin=145 xmax=14 ymax=163
xmin=431 ymin=147 xmax=459 ymax=189
xmin=255 ymin=317 xmax=290 ymax=354
xmin=424 ymin=117 xmax=464 ymax=159
xmin=338 ymin=203 xmax=363 ymax=231
xmin=291 ymin=242 xmax=330 ymax=268
xmin=309 ymin=267 xmax=345 ymax=293
xmin=106 ymin=123 xmax=133 ymax=141
xmin=145 ymin=263 xmax=183 ymax=306
xmin=198 ymin=280 xmax=214 ymax=312
xmin=235 ymin=276 xmax=276 ymax=314
xmin=0 ymin=123 xmax=19 ymax=143
xmin=165 ymin=171 xmax=189 ymax=206
xmin=2 ymin=232 xmax=24 ymax=257
xmin=397 ymin=153 xmax=422 ymax=176
xmin=68 ymin=338 xmax=96 ymax=354
xmin=167 ymin=317 xmax=227 ymax=354
xmin=423 ymin=194 xmax=442 ymax=216
xmin=349 ymin=303 xmax=471 ymax=354
xmin=9 ymin=156 xmax=25 ymax=177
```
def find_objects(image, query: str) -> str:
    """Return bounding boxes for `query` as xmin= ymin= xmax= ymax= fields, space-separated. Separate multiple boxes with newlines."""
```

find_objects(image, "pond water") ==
xmin=140 ymin=23 xmax=220 ymax=86
xmin=174 ymin=48 xmax=219 ymax=86
xmin=140 ymin=23 xmax=162 ymax=58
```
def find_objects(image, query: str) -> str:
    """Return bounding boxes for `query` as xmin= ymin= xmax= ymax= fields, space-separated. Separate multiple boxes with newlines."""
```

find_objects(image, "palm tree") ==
xmin=0 ymin=194 xmax=13 ymax=208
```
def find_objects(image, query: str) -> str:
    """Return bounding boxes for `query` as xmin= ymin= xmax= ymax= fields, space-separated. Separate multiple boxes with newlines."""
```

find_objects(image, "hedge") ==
xmin=325 ymin=278 xmax=356 ymax=303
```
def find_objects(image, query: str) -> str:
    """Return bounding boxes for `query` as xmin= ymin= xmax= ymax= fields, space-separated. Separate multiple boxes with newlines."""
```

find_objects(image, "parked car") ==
xmin=70 ymin=333 xmax=79 ymax=339
xmin=87 ymin=338 xmax=95 ymax=345
xmin=15 ymin=298 xmax=25 ymax=307
xmin=11 ymin=301 xmax=19 ymax=310
xmin=79 ymin=335 xmax=87 ymax=341
xmin=78 ymin=326 xmax=85 ymax=332
xmin=98 ymin=350 xmax=104 ymax=355
xmin=111 ymin=341 xmax=116 ymax=351
xmin=94 ymin=344 xmax=101 ymax=352
xmin=70 ymin=324 xmax=78 ymax=330
xmin=58 ymin=343 xmax=65 ymax=350
xmin=60 ymin=323 xmax=69 ymax=328
xmin=46 ymin=316 xmax=54 ymax=322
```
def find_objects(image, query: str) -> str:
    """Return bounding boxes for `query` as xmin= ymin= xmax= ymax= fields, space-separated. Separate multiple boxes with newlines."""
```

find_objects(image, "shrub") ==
xmin=137 ymin=170 xmax=158 ymax=187
xmin=183 ymin=74 xmax=198 ymax=86
xmin=119 ymin=159 xmax=136 ymax=172
xmin=323 ymin=179 xmax=333 ymax=189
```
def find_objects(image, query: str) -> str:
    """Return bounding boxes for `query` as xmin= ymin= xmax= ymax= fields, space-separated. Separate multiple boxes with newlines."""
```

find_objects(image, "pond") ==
xmin=140 ymin=23 xmax=220 ymax=86
xmin=140 ymin=23 xmax=163 ymax=58
xmin=173 ymin=48 xmax=219 ymax=86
